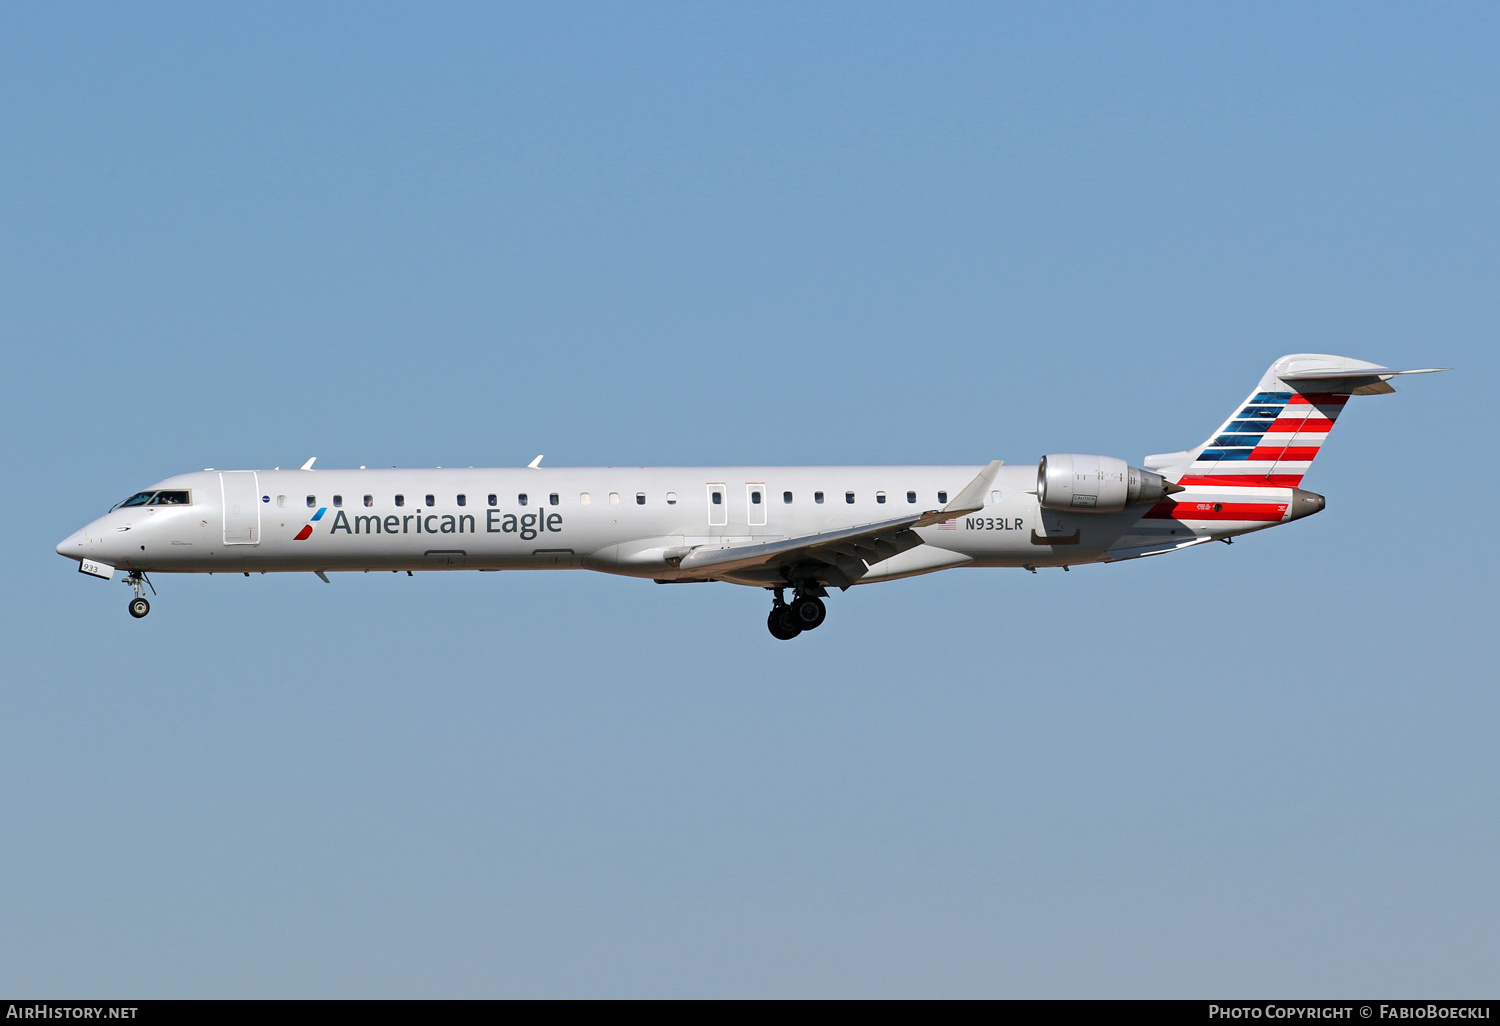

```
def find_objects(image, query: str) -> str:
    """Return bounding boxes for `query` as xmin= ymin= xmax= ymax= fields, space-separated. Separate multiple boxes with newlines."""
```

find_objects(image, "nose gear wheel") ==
xmin=123 ymin=571 xmax=155 ymax=618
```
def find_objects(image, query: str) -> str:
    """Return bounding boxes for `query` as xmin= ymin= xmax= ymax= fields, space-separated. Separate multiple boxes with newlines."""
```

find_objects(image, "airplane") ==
xmin=56 ymin=354 xmax=1444 ymax=639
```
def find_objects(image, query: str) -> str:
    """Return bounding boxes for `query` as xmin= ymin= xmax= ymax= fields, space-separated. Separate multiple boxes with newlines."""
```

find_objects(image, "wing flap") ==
xmin=676 ymin=513 xmax=928 ymax=574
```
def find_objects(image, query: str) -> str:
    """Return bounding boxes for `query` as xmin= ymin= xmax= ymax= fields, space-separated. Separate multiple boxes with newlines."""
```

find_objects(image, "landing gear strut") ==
xmin=124 ymin=571 xmax=155 ymax=618
xmin=765 ymin=584 xmax=828 ymax=640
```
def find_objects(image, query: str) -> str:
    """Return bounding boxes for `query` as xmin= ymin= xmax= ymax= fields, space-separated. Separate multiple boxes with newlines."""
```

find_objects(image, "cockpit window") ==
xmin=113 ymin=490 xmax=192 ymax=511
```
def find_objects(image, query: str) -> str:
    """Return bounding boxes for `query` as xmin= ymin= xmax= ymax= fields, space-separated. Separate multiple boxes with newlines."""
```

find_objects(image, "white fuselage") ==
xmin=57 ymin=465 xmax=1297 ymax=588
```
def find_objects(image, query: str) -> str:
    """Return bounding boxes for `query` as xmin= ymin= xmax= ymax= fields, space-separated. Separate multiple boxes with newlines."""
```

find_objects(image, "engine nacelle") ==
xmin=1037 ymin=454 xmax=1175 ymax=513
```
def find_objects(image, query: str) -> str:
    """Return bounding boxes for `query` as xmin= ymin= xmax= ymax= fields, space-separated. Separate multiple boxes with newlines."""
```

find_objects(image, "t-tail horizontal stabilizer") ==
xmin=1279 ymin=363 xmax=1449 ymax=396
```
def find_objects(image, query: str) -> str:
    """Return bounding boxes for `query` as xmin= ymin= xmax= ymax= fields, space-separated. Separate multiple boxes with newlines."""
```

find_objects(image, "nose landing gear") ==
xmin=766 ymin=584 xmax=828 ymax=640
xmin=124 ymin=571 xmax=155 ymax=618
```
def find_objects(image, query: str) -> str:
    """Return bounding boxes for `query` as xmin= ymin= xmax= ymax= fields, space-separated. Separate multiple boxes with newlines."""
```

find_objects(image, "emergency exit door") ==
xmin=746 ymin=483 xmax=767 ymax=526
xmin=707 ymin=483 xmax=727 ymax=526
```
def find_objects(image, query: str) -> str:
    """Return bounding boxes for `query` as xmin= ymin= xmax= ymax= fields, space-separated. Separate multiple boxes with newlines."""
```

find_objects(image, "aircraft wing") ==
xmin=676 ymin=461 xmax=1003 ymax=579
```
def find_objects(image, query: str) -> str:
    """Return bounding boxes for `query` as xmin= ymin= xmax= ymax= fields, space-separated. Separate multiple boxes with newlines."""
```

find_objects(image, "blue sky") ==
xmin=1 ymin=3 xmax=1494 ymax=997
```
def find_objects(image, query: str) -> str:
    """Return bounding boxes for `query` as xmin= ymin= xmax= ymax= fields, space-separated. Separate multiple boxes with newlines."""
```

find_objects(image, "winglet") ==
xmin=910 ymin=460 xmax=1004 ymax=528
xmin=944 ymin=460 xmax=1004 ymax=514
xmin=300 ymin=457 xmax=317 ymax=471
xmin=527 ymin=455 xmax=544 ymax=469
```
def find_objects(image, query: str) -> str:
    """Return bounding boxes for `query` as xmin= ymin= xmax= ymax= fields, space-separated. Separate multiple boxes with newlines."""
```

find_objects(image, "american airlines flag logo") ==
xmin=294 ymin=507 xmax=327 ymax=540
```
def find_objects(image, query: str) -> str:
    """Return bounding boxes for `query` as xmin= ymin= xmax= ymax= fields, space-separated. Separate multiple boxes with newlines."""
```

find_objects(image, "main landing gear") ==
xmin=766 ymin=585 xmax=828 ymax=640
xmin=124 ymin=571 xmax=155 ymax=618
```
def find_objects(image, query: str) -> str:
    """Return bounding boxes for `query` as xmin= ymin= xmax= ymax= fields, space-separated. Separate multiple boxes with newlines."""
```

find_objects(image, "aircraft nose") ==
xmin=56 ymin=529 xmax=84 ymax=560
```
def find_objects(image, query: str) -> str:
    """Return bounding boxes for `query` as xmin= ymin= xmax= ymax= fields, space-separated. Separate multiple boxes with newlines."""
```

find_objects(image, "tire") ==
xmin=128 ymin=597 xmax=150 ymax=618
xmin=792 ymin=595 xmax=826 ymax=630
xmin=767 ymin=607 xmax=801 ymax=640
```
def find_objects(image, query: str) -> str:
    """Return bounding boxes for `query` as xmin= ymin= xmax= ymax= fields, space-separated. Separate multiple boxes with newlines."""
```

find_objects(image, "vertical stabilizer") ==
xmin=1149 ymin=355 xmax=1443 ymax=488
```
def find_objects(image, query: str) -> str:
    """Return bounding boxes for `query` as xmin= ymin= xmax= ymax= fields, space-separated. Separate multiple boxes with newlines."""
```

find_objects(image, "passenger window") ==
xmin=906 ymin=491 xmax=916 ymax=504
xmin=395 ymin=495 xmax=405 ymax=507
xmin=783 ymin=491 xmax=793 ymax=503
xmin=277 ymin=495 xmax=287 ymax=508
xmin=666 ymin=492 xmax=677 ymax=504
xmin=333 ymin=495 xmax=343 ymax=508
xmin=937 ymin=491 xmax=948 ymax=503
xmin=457 ymin=494 xmax=466 ymax=507
xmin=363 ymin=495 xmax=373 ymax=507
xmin=425 ymin=494 xmax=435 ymax=507
xmin=518 ymin=494 xmax=528 ymax=506
xmin=750 ymin=490 xmax=762 ymax=504
xmin=990 ymin=490 xmax=1001 ymax=505
xmin=307 ymin=495 xmax=316 ymax=508
xmin=609 ymin=492 xmax=620 ymax=505
xmin=711 ymin=491 xmax=722 ymax=505
xmin=549 ymin=493 xmax=559 ymax=506
xmin=876 ymin=491 xmax=886 ymax=504
xmin=636 ymin=492 xmax=646 ymax=505
xmin=845 ymin=491 xmax=855 ymax=504
xmin=580 ymin=492 xmax=592 ymax=505
xmin=815 ymin=491 xmax=824 ymax=504
xmin=488 ymin=494 xmax=497 ymax=507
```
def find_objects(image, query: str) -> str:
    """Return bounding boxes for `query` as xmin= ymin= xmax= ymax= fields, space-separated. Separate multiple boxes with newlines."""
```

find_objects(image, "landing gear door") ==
xmin=221 ymin=471 xmax=261 ymax=545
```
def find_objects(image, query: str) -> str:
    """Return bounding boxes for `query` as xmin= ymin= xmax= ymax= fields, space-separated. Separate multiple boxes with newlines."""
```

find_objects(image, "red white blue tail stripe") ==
xmin=1137 ymin=357 xmax=1376 ymax=528
xmin=1179 ymin=390 xmax=1348 ymax=489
